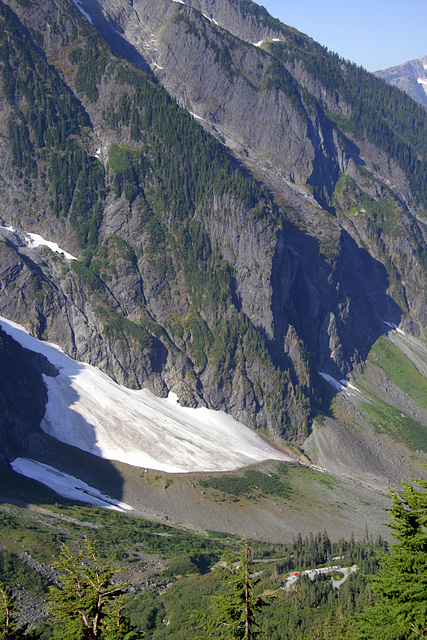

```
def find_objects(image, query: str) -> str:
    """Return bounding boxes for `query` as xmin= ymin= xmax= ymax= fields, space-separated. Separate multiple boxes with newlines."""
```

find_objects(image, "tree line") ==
xmin=2 ymin=477 xmax=427 ymax=638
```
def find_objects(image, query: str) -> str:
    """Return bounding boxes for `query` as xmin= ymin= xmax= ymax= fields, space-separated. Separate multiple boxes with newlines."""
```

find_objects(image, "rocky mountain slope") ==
xmin=0 ymin=0 xmax=426 ymax=523
xmin=375 ymin=55 xmax=427 ymax=108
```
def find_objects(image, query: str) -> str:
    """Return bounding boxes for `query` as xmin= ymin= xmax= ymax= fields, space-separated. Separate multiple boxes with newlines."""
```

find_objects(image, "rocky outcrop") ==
xmin=375 ymin=55 xmax=427 ymax=108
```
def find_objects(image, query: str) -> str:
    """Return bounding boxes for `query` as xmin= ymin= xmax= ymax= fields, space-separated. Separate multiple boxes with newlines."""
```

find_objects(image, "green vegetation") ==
xmin=346 ymin=479 xmax=427 ymax=639
xmin=194 ymin=539 xmax=268 ymax=639
xmin=198 ymin=467 xmax=293 ymax=502
xmin=0 ymin=4 xmax=105 ymax=248
xmin=47 ymin=540 xmax=139 ymax=639
xmin=0 ymin=550 xmax=50 ymax=597
xmin=72 ymin=33 xmax=109 ymax=102
xmin=360 ymin=398 xmax=427 ymax=452
xmin=325 ymin=111 xmax=357 ymax=135
xmin=0 ymin=480 xmax=394 ymax=640
xmin=0 ymin=581 xmax=36 ymax=640
xmin=366 ymin=337 xmax=427 ymax=410
xmin=353 ymin=336 xmax=427 ymax=452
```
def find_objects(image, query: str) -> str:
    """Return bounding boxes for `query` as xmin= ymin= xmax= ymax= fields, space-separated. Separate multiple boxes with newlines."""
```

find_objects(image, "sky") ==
xmin=260 ymin=0 xmax=426 ymax=72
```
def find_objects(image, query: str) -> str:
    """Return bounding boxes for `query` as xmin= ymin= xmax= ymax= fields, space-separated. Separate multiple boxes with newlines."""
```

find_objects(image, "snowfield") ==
xmin=11 ymin=458 xmax=133 ymax=511
xmin=1 ymin=317 xmax=292 ymax=474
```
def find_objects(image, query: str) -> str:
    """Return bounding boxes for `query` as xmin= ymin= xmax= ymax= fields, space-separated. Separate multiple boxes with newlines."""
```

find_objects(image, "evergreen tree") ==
xmin=195 ymin=539 xmax=268 ymax=639
xmin=0 ymin=583 xmax=35 ymax=640
xmin=347 ymin=479 xmax=427 ymax=639
xmin=47 ymin=539 xmax=130 ymax=639
xmin=0 ymin=582 xmax=19 ymax=640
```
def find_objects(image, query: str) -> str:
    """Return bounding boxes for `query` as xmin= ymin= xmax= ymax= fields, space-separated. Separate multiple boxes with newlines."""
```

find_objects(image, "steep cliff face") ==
xmin=73 ymin=0 xmax=427 ymax=329
xmin=0 ymin=0 xmax=426 ymax=452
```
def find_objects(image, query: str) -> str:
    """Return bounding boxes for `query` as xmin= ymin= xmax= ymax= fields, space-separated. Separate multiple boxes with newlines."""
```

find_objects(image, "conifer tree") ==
xmin=0 ymin=582 xmax=19 ymax=640
xmin=47 ymin=539 xmax=131 ymax=639
xmin=195 ymin=538 xmax=268 ymax=639
xmin=347 ymin=478 xmax=427 ymax=639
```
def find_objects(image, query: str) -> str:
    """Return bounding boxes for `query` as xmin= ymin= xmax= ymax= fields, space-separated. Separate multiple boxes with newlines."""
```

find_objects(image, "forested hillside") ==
xmin=0 ymin=0 xmax=426 ymax=565
xmin=2 ymin=474 xmax=427 ymax=639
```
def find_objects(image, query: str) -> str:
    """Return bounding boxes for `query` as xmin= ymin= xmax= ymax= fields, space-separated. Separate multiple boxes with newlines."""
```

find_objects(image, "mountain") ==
xmin=0 ymin=0 xmax=427 ymax=538
xmin=375 ymin=55 xmax=427 ymax=108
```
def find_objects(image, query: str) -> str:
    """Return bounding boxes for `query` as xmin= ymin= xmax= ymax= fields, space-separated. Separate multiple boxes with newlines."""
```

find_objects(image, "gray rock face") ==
xmin=375 ymin=55 xmax=427 ymax=108
xmin=0 ymin=0 xmax=425 ymax=452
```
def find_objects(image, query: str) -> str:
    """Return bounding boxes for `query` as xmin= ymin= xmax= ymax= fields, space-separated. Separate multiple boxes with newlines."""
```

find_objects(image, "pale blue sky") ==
xmin=261 ymin=0 xmax=426 ymax=71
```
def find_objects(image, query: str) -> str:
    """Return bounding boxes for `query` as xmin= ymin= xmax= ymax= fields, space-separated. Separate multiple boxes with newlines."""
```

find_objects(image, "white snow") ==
xmin=24 ymin=233 xmax=77 ymax=261
xmin=319 ymin=372 xmax=344 ymax=392
xmin=0 ymin=317 xmax=292 ymax=474
xmin=423 ymin=63 xmax=427 ymax=71
xmin=0 ymin=226 xmax=77 ymax=261
xmin=319 ymin=372 xmax=360 ymax=395
xmin=11 ymin=458 xmax=133 ymax=511
xmin=71 ymin=0 xmax=93 ymax=25
xmin=338 ymin=379 xmax=360 ymax=393
xmin=417 ymin=77 xmax=427 ymax=97
xmin=255 ymin=38 xmax=284 ymax=47
xmin=202 ymin=13 xmax=219 ymax=25
xmin=383 ymin=321 xmax=405 ymax=336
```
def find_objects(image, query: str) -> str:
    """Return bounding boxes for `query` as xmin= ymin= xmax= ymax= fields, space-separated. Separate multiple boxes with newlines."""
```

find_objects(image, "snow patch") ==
xmin=0 ymin=226 xmax=77 ymax=261
xmin=254 ymin=40 xmax=264 ymax=47
xmin=319 ymin=372 xmax=360 ymax=395
xmin=338 ymin=379 xmax=360 ymax=393
xmin=202 ymin=13 xmax=218 ymax=25
xmin=189 ymin=111 xmax=204 ymax=121
xmin=11 ymin=458 xmax=133 ymax=511
xmin=417 ymin=77 xmax=427 ymax=96
xmin=0 ymin=317 xmax=292 ymax=474
xmin=319 ymin=372 xmax=344 ymax=392
xmin=71 ymin=0 xmax=93 ymax=25
xmin=25 ymin=233 xmax=77 ymax=261
xmin=383 ymin=321 xmax=405 ymax=335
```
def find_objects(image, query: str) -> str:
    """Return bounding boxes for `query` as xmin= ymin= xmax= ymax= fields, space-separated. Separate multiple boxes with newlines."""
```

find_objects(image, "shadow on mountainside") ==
xmin=79 ymin=0 xmax=154 ymax=74
xmin=271 ymin=225 xmax=402 ymax=382
xmin=0 ymin=327 xmax=125 ymax=507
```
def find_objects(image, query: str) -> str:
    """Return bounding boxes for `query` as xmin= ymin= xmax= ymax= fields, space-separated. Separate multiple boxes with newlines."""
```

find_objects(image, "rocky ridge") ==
xmin=375 ymin=55 xmax=427 ymax=108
